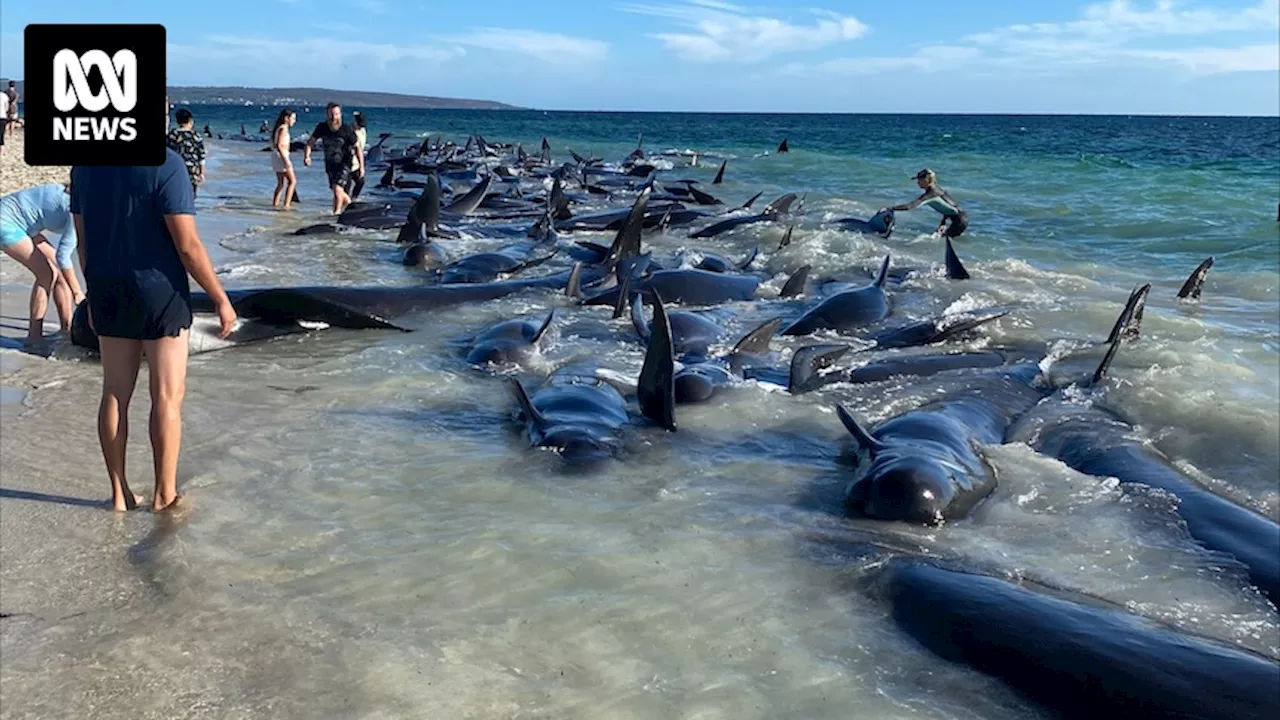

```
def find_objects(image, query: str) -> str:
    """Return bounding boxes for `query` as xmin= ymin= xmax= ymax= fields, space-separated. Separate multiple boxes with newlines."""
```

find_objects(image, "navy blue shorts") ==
xmin=87 ymin=271 xmax=193 ymax=340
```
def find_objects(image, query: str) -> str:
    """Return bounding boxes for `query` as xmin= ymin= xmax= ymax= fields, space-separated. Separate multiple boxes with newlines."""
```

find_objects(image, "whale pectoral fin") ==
xmin=874 ymin=254 xmax=893 ymax=289
xmin=629 ymin=292 xmax=651 ymax=342
xmin=512 ymin=248 xmax=560 ymax=276
xmin=790 ymin=344 xmax=851 ymax=394
xmin=836 ymin=405 xmax=885 ymax=457
xmin=944 ymin=237 xmax=970 ymax=280
xmin=780 ymin=265 xmax=810 ymax=299
xmin=737 ymin=190 xmax=764 ymax=212
xmin=1176 ymin=256 xmax=1214 ymax=301
xmin=506 ymin=378 xmax=547 ymax=431
xmin=935 ymin=311 xmax=1009 ymax=343
xmin=736 ymin=246 xmax=760 ymax=271
xmin=243 ymin=290 xmax=411 ymax=331
xmin=637 ymin=289 xmax=677 ymax=432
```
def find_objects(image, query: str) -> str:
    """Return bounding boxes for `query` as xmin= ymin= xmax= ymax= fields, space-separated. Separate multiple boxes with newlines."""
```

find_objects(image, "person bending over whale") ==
xmin=889 ymin=169 xmax=968 ymax=239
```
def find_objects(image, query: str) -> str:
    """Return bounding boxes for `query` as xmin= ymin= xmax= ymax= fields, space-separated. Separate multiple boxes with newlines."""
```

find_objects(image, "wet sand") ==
xmin=0 ymin=146 xmax=307 ymax=717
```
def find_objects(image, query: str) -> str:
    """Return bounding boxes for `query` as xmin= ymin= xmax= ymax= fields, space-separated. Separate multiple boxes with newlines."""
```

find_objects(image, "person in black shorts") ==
xmin=71 ymin=140 xmax=236 ymax=513
xmin=303 ymin=102 xmax=365 ymax=215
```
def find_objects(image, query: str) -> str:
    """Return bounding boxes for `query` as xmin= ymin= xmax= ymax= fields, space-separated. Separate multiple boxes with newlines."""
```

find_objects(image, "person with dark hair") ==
xmin=5 ymin=81 xmax=17 ymax=136
xmin=71 ymin=97 xmax=236 ymax=512
xmin=270 ymin=107 xmax=298 ymax=210
xmin=303 ymin=102 xmax=364 ymax=214
xmin=348 ymin=111 xmax=369 ymax=201
xmin=166 ymin=107 xmax=207 ymax=199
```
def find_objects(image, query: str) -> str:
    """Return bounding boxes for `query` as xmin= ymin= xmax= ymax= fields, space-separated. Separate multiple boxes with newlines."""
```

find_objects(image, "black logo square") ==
xmin=23 ymin=24 xmax=167 ymax=167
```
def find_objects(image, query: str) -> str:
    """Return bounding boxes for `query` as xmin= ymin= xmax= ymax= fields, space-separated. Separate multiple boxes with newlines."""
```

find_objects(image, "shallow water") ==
xmin=1 ymin=112 xmax=1277 ymax=718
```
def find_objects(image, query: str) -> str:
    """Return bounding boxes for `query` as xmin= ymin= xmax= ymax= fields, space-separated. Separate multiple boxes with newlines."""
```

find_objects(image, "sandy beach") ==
xmin=0 ymin=127 xmax=72 ymax=196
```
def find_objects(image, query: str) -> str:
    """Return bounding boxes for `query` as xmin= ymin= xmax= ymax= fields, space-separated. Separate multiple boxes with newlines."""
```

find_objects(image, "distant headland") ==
xmin=0 ymin=80 xmax=523 ymax=111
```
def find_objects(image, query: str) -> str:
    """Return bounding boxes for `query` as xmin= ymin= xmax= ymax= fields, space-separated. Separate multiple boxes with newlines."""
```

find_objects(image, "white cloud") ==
xmin=792 ymin=0 xmax=1278 ymax=77
xmin=788 ymin=45 xmax=980 ymax=76
xmin=439 ymin=28 xmax=609 ymax=65
xmin=620 ymin=1 xmax=867 ymax=62
xmin=1126 ymin=42 xmax=1280 ymax=72
xmin=167 ymin=36 xmax=463 ymax=82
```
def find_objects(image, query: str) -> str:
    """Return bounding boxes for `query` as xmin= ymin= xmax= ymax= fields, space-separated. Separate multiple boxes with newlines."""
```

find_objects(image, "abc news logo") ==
xmin=24 ymin=24 xmax=166 ymax=167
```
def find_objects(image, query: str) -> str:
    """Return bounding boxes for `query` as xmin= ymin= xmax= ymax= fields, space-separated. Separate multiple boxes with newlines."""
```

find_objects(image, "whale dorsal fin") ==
xmin=533 ymin=310 xmax=556 ymax=344
xmin=788 ymin=344 xmax=851 ymax=394
xmin=944 ymin=237 xmax=970 ymax=280
xmin=713 ymin=160 xmax=726 ymax=184
xmin=629 ymin=293 xmax=651 ymax=342
xmin=780 ymin=264 xmax=810 ymax=298
xmin=637 ymin=290 xmax=677 ymax=432
xmin=1176 ymin=257 xmax=1214 ymax=300
xmin=566 ymin=262 xmax=584 ymax=300
xmin=836 ymin=405 xmax=886 ymax=457
xmin=731 ymin=317 xmax=783 ymax=358
xmin=777 ymin=224 xmax=795 ymax=250
xmin=506 ymin=378 xmax=547 ymax=431
xmin=873 ymin=255 xmax=892 ymax=289
xmin=1090 ymin=336 xmax=1123 ymax=387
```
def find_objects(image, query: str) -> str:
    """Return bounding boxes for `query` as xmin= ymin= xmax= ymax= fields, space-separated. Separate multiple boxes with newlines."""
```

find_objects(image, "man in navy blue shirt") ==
xmin=71 ymin=144 xmax=237 ymax=512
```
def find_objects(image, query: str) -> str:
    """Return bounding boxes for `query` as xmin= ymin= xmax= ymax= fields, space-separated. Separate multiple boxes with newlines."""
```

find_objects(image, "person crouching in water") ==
xmin=890 ymin=168 xmax=969 ymax=239
xmin=0 ymin=182 xmax=86 ymax=344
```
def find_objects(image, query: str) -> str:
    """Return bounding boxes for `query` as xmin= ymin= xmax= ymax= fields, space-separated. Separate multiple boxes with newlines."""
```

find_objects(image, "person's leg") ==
xmin=1 ymin=235 xmax=57 ymax=342
xmin=35 ymin=241 xmax=74 ymax=332
xmin=98 ymin=336 xmax=145 ymax=511
xmin=282 ymin=169 xmax=296 ymax=211
xmin=272 ymin=172 xmax=286 ymax=208
xmin=945 ymin=212 xmax=969 ymax=239
xmin=142 ymin=331 xmax=189 ymax=512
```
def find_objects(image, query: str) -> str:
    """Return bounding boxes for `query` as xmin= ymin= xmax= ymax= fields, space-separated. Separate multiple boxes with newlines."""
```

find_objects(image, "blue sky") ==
xmin=2 ymin=0 xmax=1277 ymax=114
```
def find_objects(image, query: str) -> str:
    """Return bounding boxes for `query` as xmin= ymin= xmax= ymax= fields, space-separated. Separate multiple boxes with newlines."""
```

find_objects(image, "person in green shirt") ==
xmin=890 ymin=168 xmax=969 ymax=239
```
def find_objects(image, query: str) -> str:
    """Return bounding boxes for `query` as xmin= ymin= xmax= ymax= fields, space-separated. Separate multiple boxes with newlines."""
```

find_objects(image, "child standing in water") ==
xmin=271 ymin=108 xmax=298 ymax=210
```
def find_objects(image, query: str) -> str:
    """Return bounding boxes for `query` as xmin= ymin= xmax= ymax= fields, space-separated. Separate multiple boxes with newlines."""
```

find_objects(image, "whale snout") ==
xmin=674 ymin=371 xmax=717 ymax=404
xmin=848 ymin=460 xmax=955 ymax=525
xmin=467 ymin=341 xmax=528 ymax=367
xmin=539 ymin=427 xmax=617 ymax=465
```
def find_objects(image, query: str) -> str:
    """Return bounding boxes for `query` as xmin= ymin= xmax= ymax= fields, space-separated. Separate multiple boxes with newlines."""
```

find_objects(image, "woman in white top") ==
xmin=270 ymin=108 xmax=297 ymax=210
xmin=348 ymin=112 xmax=369 ymax=201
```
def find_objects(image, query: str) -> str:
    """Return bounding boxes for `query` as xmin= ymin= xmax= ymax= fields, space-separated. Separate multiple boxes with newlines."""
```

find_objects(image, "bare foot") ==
xmin=108 ymin=493 xmax=146 ymax=512
xmin=153 ymin=493 xmax=187 ymax=514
